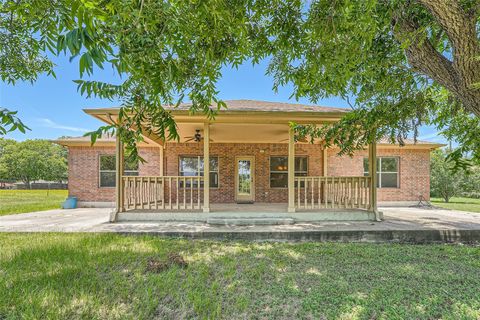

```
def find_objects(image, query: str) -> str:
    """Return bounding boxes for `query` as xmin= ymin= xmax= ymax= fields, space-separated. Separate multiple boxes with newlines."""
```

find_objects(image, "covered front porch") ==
xmin=86 ymin=107 xmax=381 ymax=222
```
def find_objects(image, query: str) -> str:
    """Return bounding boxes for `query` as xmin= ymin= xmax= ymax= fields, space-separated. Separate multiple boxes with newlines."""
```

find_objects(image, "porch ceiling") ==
xmin=85 ymin=111 xmax=324 ymax=144
xmin=178 ymin=122 xmax=293 ymax=143
xmin=82 ymin=108 xmax=444 ymax=148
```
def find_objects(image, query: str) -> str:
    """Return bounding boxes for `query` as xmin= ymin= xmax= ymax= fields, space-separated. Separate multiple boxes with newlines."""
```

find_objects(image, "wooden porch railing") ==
xmin=122 ymin=176 xmax=203 ymax=211
xmin=294 ymin=176 xmax=371 ymax=210
xmin=121 ymin=175 xmax=370 ymax=212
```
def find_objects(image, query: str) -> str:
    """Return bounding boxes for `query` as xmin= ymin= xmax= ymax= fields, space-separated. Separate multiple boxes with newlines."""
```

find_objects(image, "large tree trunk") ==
xmin=395 ymin=0 xmax=480 ymax=117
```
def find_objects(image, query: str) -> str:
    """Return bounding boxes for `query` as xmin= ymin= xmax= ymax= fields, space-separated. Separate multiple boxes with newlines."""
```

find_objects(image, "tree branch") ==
xmin=393 ymin=1 xmax=480 ymax=116
xmin=393 ymin=17 xmax=459 ymax=94
xmin=416 ymin=0 xmax=480 ymax=116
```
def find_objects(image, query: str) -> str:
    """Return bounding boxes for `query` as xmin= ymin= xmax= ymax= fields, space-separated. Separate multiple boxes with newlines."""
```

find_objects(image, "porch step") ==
xmin=207 ymin=217 xmax=295 ymax=226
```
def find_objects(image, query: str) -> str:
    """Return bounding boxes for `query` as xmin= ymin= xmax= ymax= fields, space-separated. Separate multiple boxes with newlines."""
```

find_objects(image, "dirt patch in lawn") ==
xmin=146 ymin=252 xmax=188 ymax=273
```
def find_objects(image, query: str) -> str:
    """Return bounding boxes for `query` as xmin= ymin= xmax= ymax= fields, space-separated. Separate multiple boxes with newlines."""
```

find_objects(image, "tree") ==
xmin=51 ymin=0 xmax=478 ymax=165
xmin=0 ymin=140 xmax=67 ymax=188
xmin=2 ymin=1 xmax=480 ymax=165
xmin=0 ymin=0 xmax=62 ymax=134
xmin=431 ymin=149 xmax=480 ymax=201
xmin=430 ymin=149 xmax=463 ymax=202
xmin=0 ymin=137 xmax=15 ymax=155
xmin=459 ymin=165 xmax=480 ymax=199
xmin=279 ymin=0 xmax=480 ymax=167
xmin=0 ymin=0 xmax=104 ymax=134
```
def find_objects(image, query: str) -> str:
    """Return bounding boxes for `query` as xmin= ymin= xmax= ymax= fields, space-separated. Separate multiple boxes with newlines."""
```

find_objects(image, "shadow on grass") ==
xmin=1 ymin=234 xmax=480 ymax=319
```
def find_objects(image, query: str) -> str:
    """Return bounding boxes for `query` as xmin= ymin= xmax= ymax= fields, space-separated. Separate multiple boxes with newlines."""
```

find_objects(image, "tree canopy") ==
xmin=0 ymin=139 xmax=67 ymax=187
xmin=430 ymin=149 xmax=480 ymax=202
xmin=0 ymin=0 xmax=64 ymax=134
xmin=2 ymin=0 xmax=480 ymax=165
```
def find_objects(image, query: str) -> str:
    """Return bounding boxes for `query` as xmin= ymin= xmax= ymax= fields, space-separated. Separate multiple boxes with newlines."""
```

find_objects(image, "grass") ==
xmin=431 ymin=197 xmax=480 ymax=213
xmin=0 ymin=234 xmax=479 ymax=319
xmin=0 ymin=190 xmax=68 ymax=216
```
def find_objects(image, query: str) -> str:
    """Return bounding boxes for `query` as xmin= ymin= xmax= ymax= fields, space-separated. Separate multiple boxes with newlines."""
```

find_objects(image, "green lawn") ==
xmin=431 ymin=197 xmax=480 ymax=213
xmin=1 ymin=234 xmax=479 ymax=319
xmin=0 ymin=190 xmax=68 ymax=216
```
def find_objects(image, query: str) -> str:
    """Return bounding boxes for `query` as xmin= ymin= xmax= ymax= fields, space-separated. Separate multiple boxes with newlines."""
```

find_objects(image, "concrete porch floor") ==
xmin=117 ymin=203 xmax=376 ymax=222
xmin=1 ymin=206 xmax=480 ymax=242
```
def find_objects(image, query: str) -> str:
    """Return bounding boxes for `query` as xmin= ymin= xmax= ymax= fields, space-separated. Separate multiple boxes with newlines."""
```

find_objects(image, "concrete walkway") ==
xmin=1 ymin=206 xmax=479 ymax=242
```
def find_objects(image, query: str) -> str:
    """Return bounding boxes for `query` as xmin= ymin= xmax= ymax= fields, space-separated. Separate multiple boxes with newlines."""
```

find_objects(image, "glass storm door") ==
xmin=235 ymin=156 xmax=255 ymax=203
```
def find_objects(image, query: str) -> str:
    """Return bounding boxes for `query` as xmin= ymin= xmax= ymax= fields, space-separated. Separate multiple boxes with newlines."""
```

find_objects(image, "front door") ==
xmin=235 ymin=156 xmax=255 ymax=203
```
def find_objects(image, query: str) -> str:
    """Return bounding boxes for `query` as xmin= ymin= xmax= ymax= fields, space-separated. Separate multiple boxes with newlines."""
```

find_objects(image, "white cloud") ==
xmin=37 ymin=118 xmax=90 ymax=133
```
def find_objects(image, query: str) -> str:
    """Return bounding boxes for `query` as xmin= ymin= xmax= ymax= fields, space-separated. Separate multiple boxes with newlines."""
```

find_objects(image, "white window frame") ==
xmin=178 ymin=155 xmax=219 ymax=188
xmin=98 ymin=154 xmax=138 ymax=188
xmin=269 ymin=156 xmax=308 ymax=189
xmin=363 ymin=157 xmax=399 ymax=188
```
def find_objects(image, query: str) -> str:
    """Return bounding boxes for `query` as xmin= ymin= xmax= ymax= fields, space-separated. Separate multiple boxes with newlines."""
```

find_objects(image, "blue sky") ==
xmin=1 ymin=55 xmax=444 ymax=143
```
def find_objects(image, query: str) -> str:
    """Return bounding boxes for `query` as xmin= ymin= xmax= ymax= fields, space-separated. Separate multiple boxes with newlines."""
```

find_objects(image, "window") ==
xmin=179 ymin=156 xmax=219 ymax=188
xmin=99 ymin=155 xmax=139 ymax=187
xmin=363 ymin=157 xmax=399 ymax=188
xmin=270 ymin=156 xmax=308 ymax=188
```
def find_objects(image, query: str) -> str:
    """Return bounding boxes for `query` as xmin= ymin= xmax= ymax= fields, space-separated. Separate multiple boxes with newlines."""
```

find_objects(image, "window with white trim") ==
xmin=363 ymin=157 xmax=399 ymax=188
xmin=99 ymin=155 xmax=138 ymax=187
xmin=269 ymin=156 xmax=308 ymax=188
xmin=179 ymin=156 xmax=219 ymax=188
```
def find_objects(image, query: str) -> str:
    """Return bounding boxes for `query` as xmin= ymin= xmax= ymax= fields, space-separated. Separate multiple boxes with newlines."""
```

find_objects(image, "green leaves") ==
xmin=3 ymin=0 xmax=479 ymax=167
xmin=0 ymin=108 xmax=29 ymax=136
xmin=78 ymin=52 xmax=94 ymax=77
xmin=430 ymin=149 xmax=465 ymax=202
xmin=0 ymin=0 xmax=56 ymax=85
xmin=0 ymin=139 xmax=67 ymax=185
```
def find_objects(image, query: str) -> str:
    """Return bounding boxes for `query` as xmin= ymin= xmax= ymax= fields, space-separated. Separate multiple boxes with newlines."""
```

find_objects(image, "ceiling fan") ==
xmin=184 ymin=129 xmax=214 ymax=143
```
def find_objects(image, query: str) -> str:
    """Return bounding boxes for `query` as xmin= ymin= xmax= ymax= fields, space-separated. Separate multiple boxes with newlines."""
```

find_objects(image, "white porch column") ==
xmin=323 ymin=147 xmax=328 ymax=176
xmin=159 ymin=145 xmax=164 ymax=204
xmin=113 ymin=132 xmax=124 ymax=222
xmin=159 ymin=146 xmax=164 ymax=176
xmin=203 ymin=122 xmax=210 ymax=213
xmin=368 ymin=141 xmax=381 ymax=221
xmin=288 ymin=126 xmax=295 ymax=213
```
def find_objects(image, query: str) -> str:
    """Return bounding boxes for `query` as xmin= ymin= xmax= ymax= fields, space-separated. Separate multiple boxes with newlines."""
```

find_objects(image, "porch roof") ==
xmin=84 ymin=99 xmax=349 ymax=117
xmin=56 ymin=100 xmax=444 ymax=148
xmin=83 ymin=99 xmax=350 ymax=131
xmin=169 ymin=99 xmax=349 ymax=113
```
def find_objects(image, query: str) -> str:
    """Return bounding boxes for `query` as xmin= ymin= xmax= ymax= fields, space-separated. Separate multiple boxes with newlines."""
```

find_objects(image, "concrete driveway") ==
xmin=0 ymin=206 xmax=479 ymax=235
xmin=0 ymin=208 xmax=112 ymax=232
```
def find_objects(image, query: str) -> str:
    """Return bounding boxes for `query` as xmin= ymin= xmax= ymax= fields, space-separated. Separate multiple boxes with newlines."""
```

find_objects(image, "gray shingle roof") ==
xmin=377 ymin=137 xmax=440 ymax=145
xmin=167 ymin=99 xmax=349 ymax=113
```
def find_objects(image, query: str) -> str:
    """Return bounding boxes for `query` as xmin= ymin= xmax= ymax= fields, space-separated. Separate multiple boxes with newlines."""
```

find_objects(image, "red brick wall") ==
xmin=327 ymin=148 xmax=430 ymax=201
xmin=164 ymin=143 xmax=324 ymax=203
xmin=68 ymin=146 xmax=159 ymax=202
xmin=68 ymin=143 xmax=430 ymax=203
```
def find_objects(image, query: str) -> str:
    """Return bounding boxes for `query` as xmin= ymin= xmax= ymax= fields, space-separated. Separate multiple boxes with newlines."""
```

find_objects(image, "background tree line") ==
xmin=430 ymin=149 xmax=480 ymax=203
xmin=0 ymin=138 xmax=67 ymax=189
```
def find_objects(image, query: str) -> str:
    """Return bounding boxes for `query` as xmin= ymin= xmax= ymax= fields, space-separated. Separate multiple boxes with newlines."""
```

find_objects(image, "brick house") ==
xmin=56 ymin=100 xmax=442 ymax=222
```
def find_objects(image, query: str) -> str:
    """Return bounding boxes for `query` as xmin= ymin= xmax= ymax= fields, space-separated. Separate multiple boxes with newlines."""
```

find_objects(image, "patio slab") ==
xmin=118 ymin=203 xmax=376 ymax=222
xmin=1 ymin=206 xmax=479 ymax=242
